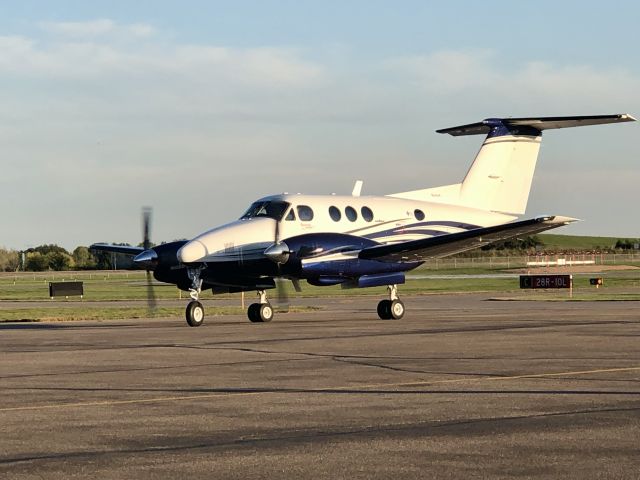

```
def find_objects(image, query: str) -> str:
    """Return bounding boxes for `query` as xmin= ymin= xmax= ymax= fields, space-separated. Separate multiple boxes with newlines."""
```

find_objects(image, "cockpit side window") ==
xmin=285 ymin=208 xmax=296 ymax=221
xmin=240 ymin=201 xmax=290 ymax=220
xmin=297 ymin=205 xmax=314 ymax=221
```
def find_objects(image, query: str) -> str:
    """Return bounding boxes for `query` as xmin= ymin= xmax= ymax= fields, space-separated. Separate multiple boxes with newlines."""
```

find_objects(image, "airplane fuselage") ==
xmin=177 ymin=193 xmax=516 ymax=265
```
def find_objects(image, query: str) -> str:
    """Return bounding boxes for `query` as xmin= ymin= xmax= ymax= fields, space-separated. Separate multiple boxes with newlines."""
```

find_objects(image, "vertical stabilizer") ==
xmin=458 ymin=124 xmax=541 ymax=215
xmin=389 ymin=114 xmax=635 ymax=215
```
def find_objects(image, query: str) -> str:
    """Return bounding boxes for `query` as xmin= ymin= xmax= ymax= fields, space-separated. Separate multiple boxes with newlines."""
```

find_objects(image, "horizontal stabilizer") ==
xmin=359 ymin=216 xmax=577 ymax=263
xmin=437 ymin=114 xmax=635 ymax=136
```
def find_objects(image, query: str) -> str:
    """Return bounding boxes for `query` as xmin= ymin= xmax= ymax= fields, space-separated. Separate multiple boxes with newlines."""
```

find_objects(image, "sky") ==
xmin=0 ymin=0 xmax=638 ymax=250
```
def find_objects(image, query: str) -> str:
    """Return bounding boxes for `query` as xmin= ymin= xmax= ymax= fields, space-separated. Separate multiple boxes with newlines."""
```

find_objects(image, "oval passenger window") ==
xmin=361 ymin=206 xmax=373 ymax=222
xmin=345 ymin=206 xmax=357 ymax=222
xmin=329 ymin=206 xmax=341 ymax=222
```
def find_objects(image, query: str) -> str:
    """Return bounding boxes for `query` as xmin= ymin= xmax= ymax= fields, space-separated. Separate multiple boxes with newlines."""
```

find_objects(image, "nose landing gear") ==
xmin=377 ymin=284 xmax=405 ymax=320
xmin=185 ymin=267 xmax=205 ymax=327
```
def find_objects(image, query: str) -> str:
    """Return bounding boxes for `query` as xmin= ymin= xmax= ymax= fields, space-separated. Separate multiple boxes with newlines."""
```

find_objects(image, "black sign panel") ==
xmin=519 ymin=275 xmax=572 ymax=289
xmin=49 ymin=281 xmax=84 ymax=297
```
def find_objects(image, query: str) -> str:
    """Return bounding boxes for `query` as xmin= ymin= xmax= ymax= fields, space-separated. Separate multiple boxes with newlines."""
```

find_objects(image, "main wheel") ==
xmin=247 ymin=303 xmax=274 ymax=323
xmin=377 ymin=300 xmax=392 ymax=320
xmin=259 ymin=303 xmax=274 ymax=323
xmin=185 ymin=300 xmax=205 ymax=327
xmin=248 ymin=303 xmax=261 ymax=322
xmin=390 ymin=299 xmax=405 ymax=320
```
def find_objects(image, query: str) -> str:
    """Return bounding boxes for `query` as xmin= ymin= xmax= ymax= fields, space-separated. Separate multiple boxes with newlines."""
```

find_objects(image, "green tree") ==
xmin=24 ymin=252 xmax=48 ymax=271
xmin=0 ymin=248 xmax=20 ymax=272
xmin=33 ymin=244 xmax=69 ymax=256
xmin=481 ymin=235 xmax=543 ymax=252
xmin=72 ymin=246 xmax=96 ymax=269
xmin=46 ymin=251 xmax=73 ymax=271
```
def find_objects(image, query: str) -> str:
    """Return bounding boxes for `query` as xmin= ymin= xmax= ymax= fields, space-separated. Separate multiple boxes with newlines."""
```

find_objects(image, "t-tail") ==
xmin=390 ymin=114 xmax=636 ymax=215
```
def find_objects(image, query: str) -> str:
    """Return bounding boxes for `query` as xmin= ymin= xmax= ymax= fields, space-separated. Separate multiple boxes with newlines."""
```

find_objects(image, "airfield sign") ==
xmin=519 ymin=275 xmax=572 ymax=289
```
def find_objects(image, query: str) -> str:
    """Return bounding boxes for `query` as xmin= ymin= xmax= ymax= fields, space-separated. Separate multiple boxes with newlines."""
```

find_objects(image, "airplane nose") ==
xmin=178 ymin=241 xmax=208 ymax=263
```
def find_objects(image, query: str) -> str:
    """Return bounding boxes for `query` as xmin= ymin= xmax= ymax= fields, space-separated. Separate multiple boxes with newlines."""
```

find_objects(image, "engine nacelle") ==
xmin=268 ymin=233 xmax=418 ymax=285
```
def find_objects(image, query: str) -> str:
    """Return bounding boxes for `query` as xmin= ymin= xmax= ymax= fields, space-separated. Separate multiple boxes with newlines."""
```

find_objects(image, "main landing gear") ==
xmin=247 ymin=290 xmax=274 ymax=323
xmin=377 ymin=284 xmax=405 ymax=320
xmin=185 ymin=267 xmax=205 ymax=327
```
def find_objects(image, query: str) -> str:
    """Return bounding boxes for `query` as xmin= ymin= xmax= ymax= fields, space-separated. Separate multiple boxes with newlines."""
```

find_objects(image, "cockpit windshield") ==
xmin=240 ymin=201 xmax=290 ymax=221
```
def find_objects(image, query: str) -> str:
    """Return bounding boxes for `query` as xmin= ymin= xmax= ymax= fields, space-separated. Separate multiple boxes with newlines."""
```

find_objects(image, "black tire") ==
xmin=186 ymin=300 xmax=205 ymax=327
xmin=259 ymin=303 xmax=274 ymax=323
xmin=389 ymin=299 xmax=405 ymax=320
xmin=377 ymin=300 xmax=392 ymax=320
xmin=248 ymin=303 xmax=262 ymax=323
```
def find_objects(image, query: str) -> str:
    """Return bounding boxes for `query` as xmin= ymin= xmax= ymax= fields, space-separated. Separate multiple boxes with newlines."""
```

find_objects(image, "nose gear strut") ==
xmin=185 ymin=266 xmax=206 ymax=327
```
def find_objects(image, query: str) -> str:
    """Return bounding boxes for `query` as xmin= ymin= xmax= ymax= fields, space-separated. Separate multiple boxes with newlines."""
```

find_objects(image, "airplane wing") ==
xmin=358 ymin=216 xmax=576 ymax=263
xmin=90 ymin=243 xmax=145 ymax=255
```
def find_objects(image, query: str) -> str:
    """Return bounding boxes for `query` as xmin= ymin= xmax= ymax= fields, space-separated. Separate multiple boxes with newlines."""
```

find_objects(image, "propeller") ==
xmin=273 ymin=218 xmax=290 ymax=312
xmin=264 ymin=215 xmax=303 ymax=311
xmin=141 ymin=207 xmax=157 ymax=314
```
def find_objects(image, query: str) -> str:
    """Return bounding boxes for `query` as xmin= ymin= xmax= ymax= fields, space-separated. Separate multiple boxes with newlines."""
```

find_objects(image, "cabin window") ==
xmin=240 ymin=201 xmax=290 ymax=220
xmin=297 ymin=205 xmax=314 ymax=221
xmin=329 ymin=206 xmax=341 ymax=222
xmin=361 ymin=206 xmax=373 ymax=222
xmin=285 ymin=208 xmax=296 ymax=221
xmin=414 ymin=209 xmax=425 ymax=221
xmin=345 ymin=206 xmax=357 ymax=222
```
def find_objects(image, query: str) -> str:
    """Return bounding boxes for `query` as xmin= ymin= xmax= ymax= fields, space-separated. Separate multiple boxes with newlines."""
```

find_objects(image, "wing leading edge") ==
xmin=436 ymin=114 xmax=635 ymax=136
xmin=359 ymin=216 xmax=577 ymax=263
xmin=90 ymin=243 xmax=145 ymax=255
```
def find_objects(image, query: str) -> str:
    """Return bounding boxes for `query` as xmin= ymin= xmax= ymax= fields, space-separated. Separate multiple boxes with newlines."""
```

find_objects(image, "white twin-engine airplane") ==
xmin=92 ymin=114 xmax=635 ymax=326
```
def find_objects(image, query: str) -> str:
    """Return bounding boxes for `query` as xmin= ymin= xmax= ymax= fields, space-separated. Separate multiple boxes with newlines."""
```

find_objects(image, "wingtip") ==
xmin=543 ymin=215 xmax=580 ymax=225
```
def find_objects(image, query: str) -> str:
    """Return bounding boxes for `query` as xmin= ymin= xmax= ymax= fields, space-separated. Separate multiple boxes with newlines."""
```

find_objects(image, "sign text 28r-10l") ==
xmin=519 ymin=275 xmax=572 ymax=289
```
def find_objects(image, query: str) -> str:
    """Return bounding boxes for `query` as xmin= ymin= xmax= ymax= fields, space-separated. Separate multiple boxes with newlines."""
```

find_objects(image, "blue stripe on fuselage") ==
xmin=361 ymin=220 xmax=480 ymax=241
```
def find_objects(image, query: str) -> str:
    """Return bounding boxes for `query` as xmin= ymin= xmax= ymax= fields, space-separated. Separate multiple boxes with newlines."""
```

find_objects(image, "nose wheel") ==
xmin=186 ymin=300 xmax=205 ymax=327
xmin=377 ymin=285 xmax=405 ymax=320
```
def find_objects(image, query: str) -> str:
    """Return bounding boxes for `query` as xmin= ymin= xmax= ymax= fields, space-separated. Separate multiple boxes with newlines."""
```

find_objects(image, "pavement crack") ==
xmin=2 ymin=406 xmax=638 ymax=466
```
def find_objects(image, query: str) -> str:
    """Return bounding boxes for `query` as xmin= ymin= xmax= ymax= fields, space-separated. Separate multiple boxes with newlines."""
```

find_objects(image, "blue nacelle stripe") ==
xmin=302 ymin=258 xmax=419 ymax=278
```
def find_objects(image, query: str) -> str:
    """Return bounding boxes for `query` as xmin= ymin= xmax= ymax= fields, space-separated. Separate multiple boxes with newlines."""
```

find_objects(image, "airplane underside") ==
xmin=154 ymin=254 xmax=418 ymax=324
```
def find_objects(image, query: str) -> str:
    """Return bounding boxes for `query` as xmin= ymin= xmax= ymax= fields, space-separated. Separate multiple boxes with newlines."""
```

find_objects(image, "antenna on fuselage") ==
xmin=352 ymin=180 xmax=363 ymax=197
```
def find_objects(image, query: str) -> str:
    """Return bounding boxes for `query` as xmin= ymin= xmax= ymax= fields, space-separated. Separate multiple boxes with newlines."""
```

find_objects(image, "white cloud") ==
xmin=384 ymin=50 xmax=498 ymax=91
xmin=384 ymin=50 xmax=639 ymax=114
xmin=38 ymin=19 xmax=155 ymax=38
xmin=0 ymin=22 xmax=638 ymax=248
xmin=0 ymin=33 xmax=325 ymax=90
xmin=39 ymin=19 xmax=116 ymax=37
